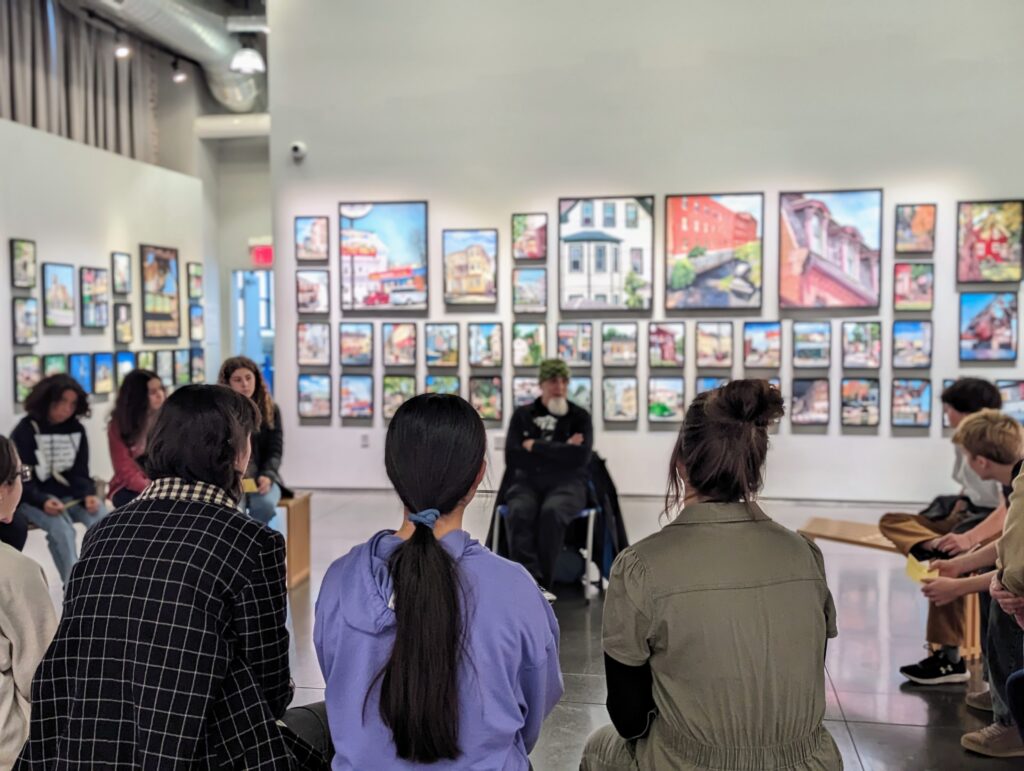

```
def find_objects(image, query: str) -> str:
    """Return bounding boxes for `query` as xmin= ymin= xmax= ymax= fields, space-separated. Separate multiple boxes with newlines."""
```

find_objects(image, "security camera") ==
xmin=289 ymin=141 xmax=307 ymax=162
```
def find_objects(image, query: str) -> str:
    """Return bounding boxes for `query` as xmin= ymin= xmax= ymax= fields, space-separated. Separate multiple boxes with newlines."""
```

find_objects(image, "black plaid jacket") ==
xmin=16 ymin=478 xmax=320 ymax=769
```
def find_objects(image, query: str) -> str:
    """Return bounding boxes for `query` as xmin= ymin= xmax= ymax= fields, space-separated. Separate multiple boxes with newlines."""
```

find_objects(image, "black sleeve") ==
xmin=10 ymin=420 xmax=47 ymax=509
xmin=258 ymin=406 xmax=284 ymax=479
xmin=604 ymin=653 xmax=656 ymax=740
xmin=504 ymin=408 xmax=533 ymax=470
xmin=530 ymin=408 xmax=593 ymax=471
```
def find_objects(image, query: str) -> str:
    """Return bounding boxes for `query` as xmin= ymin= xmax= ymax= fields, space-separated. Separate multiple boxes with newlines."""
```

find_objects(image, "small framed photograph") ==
xmin=469 ymin=323 xmax=503 ymax=367
xmin=957 ymin=201 xmax=1023 ymax=283
xmin=893 ymin=320 xmax=933 ymax=369
xmin=696 ymin=376 xmax=729 ymax=395
xmin=297 ymin=322 xmax=331 ymax=367
xmin=10 ymin=239 xmax=37 ymax=289
xmin=791 ymin=378 xmax=830 ymax=426
xmin=112 ymin=251 xmax=132 ymax=294
xmin=513 ymin=376 xmax=541 ymax=407
xmin=443 ymin=229 xmax=498 ymax=305
xmin=512 ymin=267 xmax=547 ymax=313
xmin=512 ymin=323 xmax=546 ymax=367
xmin=996 ymin=380 xmax=1024 ymax=424
xmin=13 ymin=297 xmax=39 ymax=346
xmin=173 ymin=350 xmax=190 ymax=387
xmin=959 ymin=292 xmax=1018 ymax=362
xmin=649 ymin=322 xmax=685 ymax=369
xmin=569 ymin=376 xmax=593 ymax=412
xmin=894 ymin=204 xmax=937 ymax=254
xmin=557 ymin=323 xmax=593 ymax=367
xmin=383 ymin=322 xmax=417 ymax=367
xmin=648 ymin=377 xmax=685 ymax=423
xmin=80 ymin=267 xmax=110 ymax=329
xmin=468 ymin=376 xmax=503 ymax=422
xmin=114 ymin=303 xmax=134 ymax=344
xmin=115 ymin=351 xmax=136 ymax=386
xmin=743 ymin=321 xmax=781 ymax=369
xmin=137 ymin=350 xmax=156 ymax=372
xmin=43 ymin=354 xmax=67 ymax=376
xmin=340 ymin=323 xmax=374 ymax=366
xmin=298 ymin=373 xmax=332 ymax=418
xmin=512 ymin=213 xmax=548 ymax=260
xmin=603 ymin=377 xmax=639 ymax=422
xmin=141 ymin=245 xmax=180 ymax=340
xmin=341 ymin=374 xmax=374 ymax=418
xmin=383 ymin=375 xmax=416 ymax=419
xmin=69 ymin=353 xmax=93 ymax=394
xmin=425 ymin=374 xmax=460 ymax=396
xmin=425 ymin=323 xmax=459 ymax=368
xmin=893 ymin=262 xmax=934 ymax=311
xmin=793 ymin=322 xmax=831 ymax=369
xmin=14 ymin=354 xmax=42 ymax=403
xmin=190 ymin=349 xmax=206 ymax=383
xmin=188 ymin=304 xmax=204 ymax=342
xmin=295 ymin=216 xmax=330 ymax=261
xmin=187 ymin=263 xmax=204 ymax=301
xmin=602 ymin=322 xmax=638 ymax=367
xmin=842 ymin=321 xmax=882 ymax=369
xmin=892 ymin=378 xmax=932 ymax=428
xmin=43 ymin=263 xmax=76 ymax=328
xmin=696 ymin=321 xmax=733 ymax=368
xmin=93 ymin=353 xmax=115 ymax=395
xmin=941 ymin=379 xmax=956 ymax=428
xmin=296 ymin=270 xmax=330 ymax=314
xmin=156 ymin=350 xmax=174 ymax=388
xmin=841 ymin=378 xmax=880 ymax=427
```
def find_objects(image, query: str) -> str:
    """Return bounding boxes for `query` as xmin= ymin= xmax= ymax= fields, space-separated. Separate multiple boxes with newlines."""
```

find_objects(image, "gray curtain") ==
xmin=0 ymin=0 xmax=155 ymax=162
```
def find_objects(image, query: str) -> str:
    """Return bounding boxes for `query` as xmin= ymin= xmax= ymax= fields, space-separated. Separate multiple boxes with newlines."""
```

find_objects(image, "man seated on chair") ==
xmin=504 ymin=359 xmax=593 ymax=599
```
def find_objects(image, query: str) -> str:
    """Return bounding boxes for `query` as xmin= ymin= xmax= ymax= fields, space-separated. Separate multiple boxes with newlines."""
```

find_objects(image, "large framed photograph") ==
xmin=959 ymin=292 xmax=1018 ymax=362
xmin=557 ymin=322 xmax=593 ymax=367
xmin=111 ymin=251 xmax=132 ymax=294
xmin=13 ymin=297 xmax=39 ymax=345
xmin=648 ymin=377 xmax=685 ymax=423
xmin=443 ymin=228 xmax=497 ymax=305
xmin=69 ymin=353 xmax=93 ymax=394
xmin=10 ymin=239 xmax=37 ymax=289
xmin=893 ymin=320 xmax=933 ymax=369
xmin=341 ymin=374 xmax=374 ymax=418
xmin=570 ymin=376 xmax=593 ymax=412
xmin=93 ymin=353 xmax=115 ymax=395
xmin=425 ymin=323 xmax=459 ymax=368
xmin=189 ymin=304 xmax=204 ymax=342
xmin=559 ymin=196 xmax=654 ymax=311
xmin=382 ymin=322 xmax=417 ymax=367
xmin=793 ymin=322 xmax=831 ymax=368
xmin=743 ymin=321 xmax=781 ymax=368
xmin=468 ymin=376 xmax=502 ymax=422
xmin=649 ymin=322 xmax=685 ymax=369
xmin=602 ymin=322 xmax=638 ymax=367
xmin=340 ymin=201 xmax=428 ymax=311
xmin=603 ymin=377 xmax=639 ymax=422
xmin=297 ymin=322 xmax=331 ymax=367
xmin=696 ymin=376 xmax=729 ymax=396
xmin=665 ymin=193 xmax=763 ymax=309
xmin=512 ymin=213 xmax=548 ymax=260
xmin=512 ymin=267 xmax=547 ymax=313
xmin=957 ymin=201 xmax=1023 ymax=283
xmin=190 ymin=349 xmax=206 ymax=384
xmin=425 ymin=375 xmax=460 ymax=396
xmin=174 ymin=349 xmax=191 ymax=387
xmin=339 ymin=322 xmax=373 ymax=366
xmin=14 ymin=354 xmax=42 ymax=403
xmin=696 ymin=321 xmax=733 ymax=368
xmin=791 ymin=378 xmax=830 ymax=426
xmin=892 ymin=378 xmax=932 ymax=428
xmin=43 ymin=354 xmax=67 ymax=376
xmin=298 ymin=373 xmax=331 ymax=418
xmin=842 ymin=321 xmax=882 ymax=369
xmin=115 ymin=351 xmax=136 ymax=386
xmin=156 ymin=350 xmax=173 ymax=388
xmin=512 ymin=323 xmax=546 ymax=367
xmin=80 ymin=267 xmax=110 ymax=329
xmin=895 ymin=204 xmax=936 ymax=254
xmin=513 ymin=376 xmax=541 ymax=408
xmin=893 ymin=262 xmax=934 ymax=311
xmin=187 ymin=263 xmax=204 ymax=301
xmin=383 ymin=375 xmax=416 ymax=420
xmin=841 ymin=378 xmax=880 ymax=427
xmin=779 ymin=189 xmax=882 ymax=309
xmin=42 ymin=263 xmax=75 ymax=328
xmin=997 ymin=380 xmax=1024 ymax=423
xmin=141 ymin=245 xmax=180 ymax=339
xmin=295 ymin=216 xmax=330 ymax=262
xmin=296 ymin=270 xmax=330 ymax=314
xmin=114 ymin=303 xmax=134 ymax=344
xmin=468 ymin=323 xmax=503 ymax=368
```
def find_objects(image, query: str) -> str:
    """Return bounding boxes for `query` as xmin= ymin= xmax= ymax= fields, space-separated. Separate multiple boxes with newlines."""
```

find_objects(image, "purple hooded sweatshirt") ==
xmin=314 ymin=528 xmax=563 ymax=770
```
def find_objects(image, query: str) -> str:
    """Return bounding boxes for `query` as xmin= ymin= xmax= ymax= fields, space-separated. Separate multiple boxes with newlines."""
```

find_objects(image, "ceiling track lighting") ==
xmin=114 ymin=31 xmax=132 ymax=60
xmin=171 ymin=58 xmax=187 ymax=84
xmin=230 ymin=33 xmax=266 ymax=75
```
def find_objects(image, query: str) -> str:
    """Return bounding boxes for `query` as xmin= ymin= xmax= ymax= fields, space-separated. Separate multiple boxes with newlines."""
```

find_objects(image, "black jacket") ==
xmin=11 ymin=416 xmax=96 ymax=508
xmin=250 ymin=405 xmax=293 ymax=498
xmin=505 ymin=399 xmax=593 ymax=481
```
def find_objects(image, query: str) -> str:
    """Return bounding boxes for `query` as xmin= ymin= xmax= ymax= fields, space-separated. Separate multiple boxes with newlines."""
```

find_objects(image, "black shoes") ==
xmin=899 ymin=651 xmax=970 ymax=685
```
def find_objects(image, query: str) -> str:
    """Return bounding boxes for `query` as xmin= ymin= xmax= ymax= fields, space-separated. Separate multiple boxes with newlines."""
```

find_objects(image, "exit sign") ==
xmin=249 ymin=236 xmax=273 ymax=267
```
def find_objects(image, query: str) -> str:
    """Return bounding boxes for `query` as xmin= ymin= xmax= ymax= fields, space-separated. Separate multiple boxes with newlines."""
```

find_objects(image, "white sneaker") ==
xmin=538 ymin=585 xmax=557 ymax=604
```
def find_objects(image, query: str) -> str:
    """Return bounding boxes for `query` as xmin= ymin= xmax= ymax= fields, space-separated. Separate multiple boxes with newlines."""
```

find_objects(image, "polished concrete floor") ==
xmin=26 ymin=491 xmax=1021 ymax=770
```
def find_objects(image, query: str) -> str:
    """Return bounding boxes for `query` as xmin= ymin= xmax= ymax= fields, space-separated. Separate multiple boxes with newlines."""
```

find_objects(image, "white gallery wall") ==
xmin=0 ymin=118 xmax=204 ymax=481
xmin=269 ymin=0 xmax=1024 ymax=502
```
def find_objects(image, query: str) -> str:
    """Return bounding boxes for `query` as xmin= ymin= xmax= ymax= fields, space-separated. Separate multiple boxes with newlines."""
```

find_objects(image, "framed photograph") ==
xmin=93 ymin=353 xmax=115 ymax=395
xmin=443 ymin=228 xmax=497 ymax=305
xmin=79 ymin=267 xmax=110 ymax=329
xmin=793 ymin=322 xmax=831 ymax=368
xmin=695 ymin=376 xmax=729 ymax=396
xmin=512 ymin=376 xmax=541 ymax=407
xmin=957 ymin=200 xmax=1023 ymax=283
xmin=115 ymin=351 xmax=136 ymax=386
xmin=743 ymin=321 xmax=781 ymax=368
xmin=557 ymin=322 xmax=593 ymax=367
xmin=42 ymin=263 xmax=75 ymax=328
xmin=10 ymin=239 xmax=37 ymax=289
xmin=665 ymin=193 xmax=763 ymax=309
xmin=959 ymin=292 xmax=1018 ymax=362
xmin=156 ymin=350 xmax=173 ymax=388
xmin=111 ymin=251 xmax=132 ymax=294
xmin=340 ymin=323 xmax=374 ymax=366
xmin=649 ymin=322 xmax=685 ymax=369
xmin=512 ymin=213 xmax=548 ymax=260
xmin=141 ymin=245 xmax=180 ymax=339
xmin=383 ymin=375 xmax=416 ymax=420
xmin=893 ymin=262 xmax=934 ymax=311
xmin=841 ymin=378 xmax=880 ymax=427
xmin=188 ymin=304 xmax=204 ymax=342
xmin=649 ymin=377 xmax=685 ymax=422
xmin=383 ymin=322 xmax=417 ymax=367
xmin=341 ymin=374 xmax=374 ymax=418
xmin=187 ymin=263 xmax=204 ymax=301
xmin=137 ymin=350 xmax=155 ymax=372
xmin=512 ymin=323 xmax=546 ymax=367
xmin=425 ymin=323 xmax=459 ymax=368
xmin=893 ymin=320 xmax=933 ymax=369
xmin=296 ymin=270 xmax=330 ymax=314
xmin=792 ymin=378 xmax=830 ymax=425
xmin=559 ymin=196 xmax=654 ymax=311
xmin=602 ymin=322 xmax=638 ymax=367
xmin=43 ymin=354 xmax=67 ymax=376
xmin=892 ymin=378 xmax=933 ymax=428
xmin=512 ymin=267 xmax=547 ymax=313
xmin=570 ymin=376 xmax=593 ymax=412
xmin=941 ymin=378 xmax=956 ymax=428
xmin=174 ymin=349 xmax=191 ymax=386
xmin=779 ymin=189 xmax=882 ymax=309
xmin=842 ymin=321 xmax=882 ymax=369
xmin=14 ymin=354 xmax=41 ymax=403
xmin=468 ymin=376 xmax=503 ymax=422
xmin=13 ymin=297 xmax=39 ymax=346
xmin=298 ymin=373 xmax=332 ymax=418
xmin=997 ymin=380 xmax=1024 ymax=424
xmin=603 ymin=377 xmax=639 ymax=422
xmin=895 ymin=204 xmax=937 ymax=254
xmin=295 ymin=216 xmax=330 ymax=261
xmin=468 ymin=323 xmax=503 ymax=368
xmin=340 ymin=201 xmax=428 ymax=310
xmin=69 ymin=353 xmax=93 ymax=394
xmin=696 ymin=321 xmax=733 ymax=368
xmin=297 ymin=322 xmax=331 ymax=367
xmin=425 ymin=375 xmax=460 ymax=396
xmin=190 ymin=349 xmax=206 ymax=384
xmin=114 ymin=303 xmax=134 ymax=344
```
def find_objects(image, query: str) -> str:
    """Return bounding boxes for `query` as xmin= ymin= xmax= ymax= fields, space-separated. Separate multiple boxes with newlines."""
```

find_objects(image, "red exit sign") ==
xmin=249 ymin=239 xmax=273 ymax=267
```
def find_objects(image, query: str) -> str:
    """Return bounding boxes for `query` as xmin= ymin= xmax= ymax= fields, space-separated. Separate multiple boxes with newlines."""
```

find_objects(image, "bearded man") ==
xmin=504 ymin=359 xmax=593 ymax=597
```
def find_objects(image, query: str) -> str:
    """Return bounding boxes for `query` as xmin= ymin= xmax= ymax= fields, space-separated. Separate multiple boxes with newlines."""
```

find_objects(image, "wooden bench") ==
xmin=799 ymin=517 xmax=982 ymax=661
xmin=277 ymin=492 xmax=312 ymax=590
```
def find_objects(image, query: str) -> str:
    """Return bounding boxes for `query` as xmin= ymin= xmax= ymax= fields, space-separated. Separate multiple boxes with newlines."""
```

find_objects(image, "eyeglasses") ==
xmin=18 ymin=466 xmax=31 ymax=483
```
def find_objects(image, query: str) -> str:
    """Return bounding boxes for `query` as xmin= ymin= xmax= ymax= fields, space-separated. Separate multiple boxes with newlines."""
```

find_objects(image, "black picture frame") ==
xmin=174 ymin=349 xmax=191 ymax=386
xmin=13 ymin=354 xmax=42 ymax=404
xmin=467 ymin=375 xmax=503 ymax=422
xmin=140 ymin=244 xmax=181 ymax=340
xmin=841 ymin=321 xmax=883 ymax=370
xmin=602 ymin=376 xmax=640 ymax=423
xmin=556 ymin=321 xmax=594 ymax=368
xmin=468 ymin=322 xmax=504 ymax=368
xmin=382 ymin=374 xmax=417 ymax=420
xmin=340 ymin=374 xmax=375 ymax=419
xmin=10 ymin=238 xmax=37 ymax=290
xmin=295 ymin=215 xmax=330 ymax=262
xmin=892 ymin=320 xmax=933 ymax=370
xmin=297 ymin=322 xmax=331 ymax=367
xmin=339 ymin=322 xmax=374 ymax=367
xmin=442 ymin=228 xmax=498 ymax=306
xmin=840 ymin=377 xmax=881 ymax=428
xmin=695 ymin=321 xmax=734 ymax=369
xmin=424 ymin=322 xmax=459 ymax=368
xmin=892 ymin=378 xmax=933 ymax=428
xmin=958 ymin=292 xmax=1019 ymax=363
xmin=186 ymin=262 xmax=204 ymax=301
xmin=792 ymin=321 xmax=832 ymax=369
xmin=111 ymin=251 xmax=132 ymax=294
xmin=114 ymin=303 xmax=134 ymax=345
xmin=188 ymin=304 xmax=204 ymax=343
xmin=512 ymin=266 xmax=547 ymax=314
xmin=68 ymin=352 xmax=93 ymax=394
xmin=190 ymin=348 xmax=206 ymax=384
xmin=93 ymin=352 xmax=115 ymax=395
xmin=791 ymin=378 xmax=831 ymax=426
xmin=41 ymin=262 xmax=75 ymax=329
xmin=382 ymin=322 xmax=418 ymax=368
xmin=12 ymin=297 xmax=39 ymax=346
xmin=296 ymin=269 xmax=331 ymax=315
xmin=137 ymin=350 xmax=155 ymax=373
xmin=955 ymin=200 xmax=1024 ymax=285
xmin=297 ymin=373 xmax=332 ymax=419
xmin=647 ymin=376 xmax=685 ymax=423
xmin=42 ymin=353 xmax=67 ymax=376
xmin=893 ymin=261 xmax=935 ymax=312
xmin=155 ymin=349 xmax=174 ymax=388
xmin=601 ymin=322 xmax=639 ymax=368
xmin=79 ymin=267 xmax=110 ymax=329
xmin=115 ymin=351 xmax=136 ymax=387
xmin=648 ymin=322 xmax=685 ymax=369
xmin=742 ymin=321 xmax=782 ymax=369
xmin=511 ymin=212 xmax=548 ymax=261
xmin=894 ymin=203 xmax=937 ymax=255
xmin=511 ymin=322 xmax=547 ymax=368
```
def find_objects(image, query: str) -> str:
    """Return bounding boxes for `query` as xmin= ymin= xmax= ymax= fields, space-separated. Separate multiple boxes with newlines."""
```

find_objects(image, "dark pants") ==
xmin=505 ymin=474 xmax=586 ymax=588
xmin=282 ymin=700 xmax=334 ymax=767
xmin=0 ymin=506 xmax=29 ymax=551
xmin=112 ymin=488 xmax=140 ymax=508
xmin=1008 ymin=668 xmax=1024 ymax=741
xmin=987 ymin=598 xmax=1024 ymax=726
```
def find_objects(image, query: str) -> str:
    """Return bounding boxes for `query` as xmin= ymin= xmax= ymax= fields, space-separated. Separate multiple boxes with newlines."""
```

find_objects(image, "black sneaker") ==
xmin=899 ymin=651 xmax=970 ymax=685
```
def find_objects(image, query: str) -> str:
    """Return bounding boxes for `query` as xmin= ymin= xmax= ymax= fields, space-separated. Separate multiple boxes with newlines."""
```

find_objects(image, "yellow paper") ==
xmin=241 ymin=478 xmax=258 ymax=494
xmin=906 ymin=555 xmax=938 ymax=583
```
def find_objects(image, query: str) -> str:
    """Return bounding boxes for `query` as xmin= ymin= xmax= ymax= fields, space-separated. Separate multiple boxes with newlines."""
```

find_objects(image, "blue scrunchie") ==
xmin=409 ymin=508 xmax=441 ymax=528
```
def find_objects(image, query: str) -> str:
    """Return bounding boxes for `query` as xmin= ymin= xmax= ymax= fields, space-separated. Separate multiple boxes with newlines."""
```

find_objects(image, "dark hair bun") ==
xmin=708 ymin=379 xmax=785 ymax=427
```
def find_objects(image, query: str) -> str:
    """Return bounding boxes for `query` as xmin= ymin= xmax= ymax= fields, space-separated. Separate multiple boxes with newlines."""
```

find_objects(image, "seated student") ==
xmin=0 ymin=436 xmax=57 ymax=767
xmin=581 ymin=380 xmax=841 ymax=771
xmin=315 ymin=393 xmax=563 ymax=770
xmin=17 ymin=385 xmax=332 ymax=769
xmin=219 ymin=356 xmax=289 ymax=524
xmin=11 ymin=374 xmax=108 ymax=584
xmin=107 ymin=369 xmax=165 ymax=508
xmin=923 ymin=410 xmax=1024 ymax=758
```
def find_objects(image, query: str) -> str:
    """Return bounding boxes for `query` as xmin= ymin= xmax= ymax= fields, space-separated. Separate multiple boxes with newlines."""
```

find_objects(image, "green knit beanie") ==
xmin=538 ymin=359 xmax=571 ymax=382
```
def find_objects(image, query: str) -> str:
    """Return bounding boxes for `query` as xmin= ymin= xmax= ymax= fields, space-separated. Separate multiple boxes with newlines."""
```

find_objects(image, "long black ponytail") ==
xmin=376 ymin=393 xmax=487 ymax=762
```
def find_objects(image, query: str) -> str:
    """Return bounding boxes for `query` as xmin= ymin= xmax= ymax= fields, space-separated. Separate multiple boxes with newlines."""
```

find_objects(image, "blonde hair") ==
xmin=953 ymin=409 xmax=1024 ymax=465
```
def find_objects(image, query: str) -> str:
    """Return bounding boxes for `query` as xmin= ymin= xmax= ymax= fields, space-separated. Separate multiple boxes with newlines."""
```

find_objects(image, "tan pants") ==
xmin=580 ymin=725 xmax=638 ymax=771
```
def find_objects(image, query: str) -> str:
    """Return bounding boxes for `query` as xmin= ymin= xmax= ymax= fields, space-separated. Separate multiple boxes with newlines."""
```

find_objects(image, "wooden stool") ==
xmin=799 ymin=517 xmax=983 ymax=661
xmin=278 ymin=493 xmax=312 ymax=590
